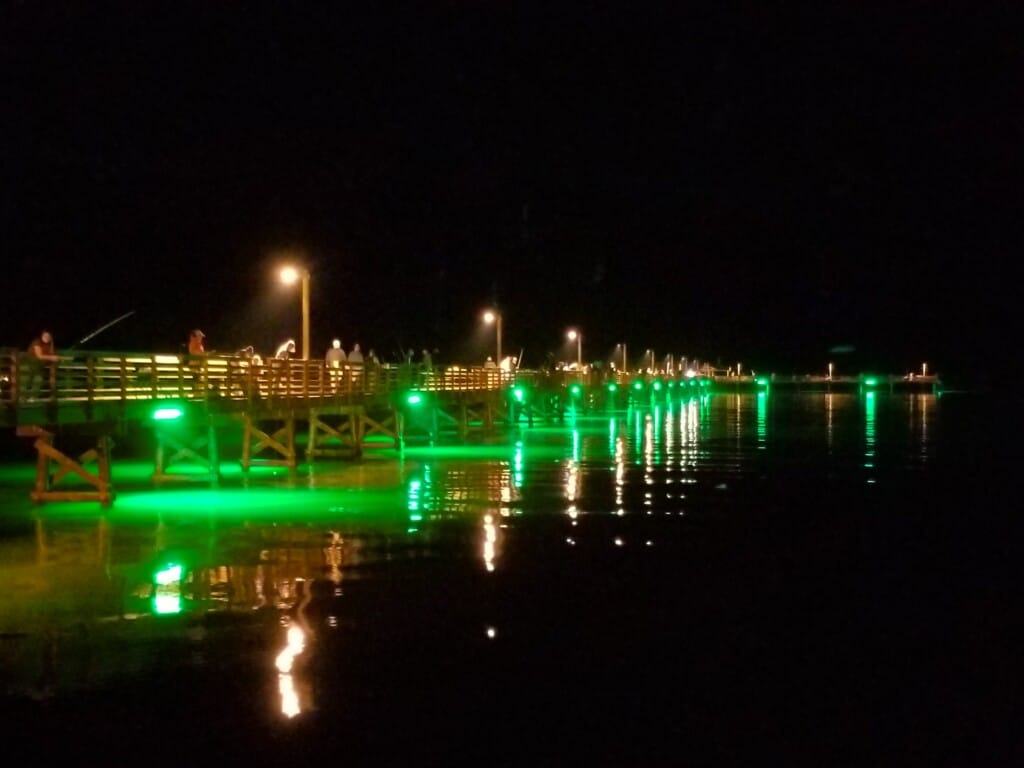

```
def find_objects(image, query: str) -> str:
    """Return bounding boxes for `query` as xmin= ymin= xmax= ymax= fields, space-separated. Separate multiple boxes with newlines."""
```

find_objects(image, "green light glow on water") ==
xmin=407 ymin=479 xmax=421 ymax=512
xmin=569 ymin=384 xmax=582 ymax=396
xmin=406 ymin=392 xmax=424 ymax=405
xmin=154 ymin=595 xmax=182 ymax=614
xmin=864 ymin=390 xmax=877 ymax=476
xmin=155 ymin=564 xmax=183 ymax=585
xmin=757 ymin=390 xmax=767 ymax=448
xmin=632 ymin=381 xmax=643 ymax=391
xmin=152 ymin=407 xmax=183 ymax=421
xmin=607 ymin=383 xmax=618 ymax=392
xmin=653 ymin=380 xmax=662 ymax=392
xmin=513 ymin=440 xmax=524 ymax=488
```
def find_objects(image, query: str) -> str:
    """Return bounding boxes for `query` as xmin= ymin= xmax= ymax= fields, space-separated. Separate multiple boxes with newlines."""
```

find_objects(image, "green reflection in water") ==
xmin=864 ymin=390 xmax=877 ymax=479
xmin=757 ymin=390 xmax=767 ymax=449
xmin=513 ymin=440 xmax=524 ymax=489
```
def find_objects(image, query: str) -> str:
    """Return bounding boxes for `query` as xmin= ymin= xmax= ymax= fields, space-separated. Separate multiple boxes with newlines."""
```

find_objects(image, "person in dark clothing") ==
xmin=23 ymin=330 xmax=59 ymax=400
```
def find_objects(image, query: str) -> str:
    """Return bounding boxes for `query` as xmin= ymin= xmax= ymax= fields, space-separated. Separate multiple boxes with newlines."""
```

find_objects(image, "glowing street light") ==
xmin=483 ymin=309 xmax=502 ymax=365
xmin=617 ymin=342 xmax=627 ymax=372
xmin=567 ymin=329 xmax=582 ymax=369
xmin=280 ymin=265 xmax=311 ymax=359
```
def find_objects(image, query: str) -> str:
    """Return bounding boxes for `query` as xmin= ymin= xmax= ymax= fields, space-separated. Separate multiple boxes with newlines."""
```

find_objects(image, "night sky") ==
xmin=3 ymin=3 xmax=1018 ymax=382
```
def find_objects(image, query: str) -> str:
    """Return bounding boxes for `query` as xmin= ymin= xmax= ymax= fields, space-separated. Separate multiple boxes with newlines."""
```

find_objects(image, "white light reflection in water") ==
xmin=276 ymin=623 xmax=307 ymax=718
xmin=643 ymin=414 xmax=655 ymax=507
xmin=633 ymin=408 xmax=643 ymax=465
xmin=826 ymin=393 xmax=835 ymax=455
xmin=664 ymin=403 xmax=675 ymax=464
xmin=325 ymin=531 xmax=343 ymax=586
xmin=679 ymin=397 xmax=699 ymax=475
xmin=733 ymin=394 xmax=742 ymax=443
xmin=565 ymin=430 xmax=580 ymax=522
xmin=910 ymin=394 xmax=933 ymax=463
xmin=864 ymin=391 xmax=877 ymax=483
xmin=614 ymin=427 xmax=626 ymax=511
xmin=482 ymin=514 xmax=498 ymax=572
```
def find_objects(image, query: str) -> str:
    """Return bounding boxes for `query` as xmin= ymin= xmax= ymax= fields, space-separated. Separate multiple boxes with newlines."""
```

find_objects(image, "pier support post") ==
xmin=18 ymin=426 xmax=115 ymax=506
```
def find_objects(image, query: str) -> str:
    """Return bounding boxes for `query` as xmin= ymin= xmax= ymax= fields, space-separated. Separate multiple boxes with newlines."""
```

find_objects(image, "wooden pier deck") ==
xmin=0 ymin=348 xmax=939 ymax=505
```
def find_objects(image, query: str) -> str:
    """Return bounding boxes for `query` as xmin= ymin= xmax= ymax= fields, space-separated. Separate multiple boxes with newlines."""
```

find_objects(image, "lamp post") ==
xmin=567 ymin=329 xmax=582 ymax=369
xmin=620 ymin=343 xmax=627 ymax=372
xmin=483 ymin=309 xmax=502 ymax=365
xmin=280 ymin=265 xmax=311 ymax=359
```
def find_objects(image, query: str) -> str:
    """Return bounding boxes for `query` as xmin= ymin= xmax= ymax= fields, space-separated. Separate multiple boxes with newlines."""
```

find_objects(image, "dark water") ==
xmin=0 ymin=392 xmax=1020 ymax=766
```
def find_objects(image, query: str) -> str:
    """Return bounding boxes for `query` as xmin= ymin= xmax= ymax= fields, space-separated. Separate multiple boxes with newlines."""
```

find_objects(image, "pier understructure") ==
xmin=0 ymin=349 xmax=939 ymax=504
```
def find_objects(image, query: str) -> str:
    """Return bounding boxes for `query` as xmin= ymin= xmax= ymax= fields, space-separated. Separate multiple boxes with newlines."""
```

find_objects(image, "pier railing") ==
xmin=0 ymin=348 xmax=940 ymax=427
xmin=0 ymin=349 xmax=529 ymax=407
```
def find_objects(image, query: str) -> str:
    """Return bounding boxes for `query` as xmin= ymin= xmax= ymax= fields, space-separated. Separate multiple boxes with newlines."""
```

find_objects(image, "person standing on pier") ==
xmin=186 ymin=329 xmax=207 ymax=393
xmin=275 ymin=339 xmax=296 ymax=360
xmin=325 ymin=338 xmax=346 ymax=391
xmin=273 ymin=339 xmax=296 ymax=393
xmin=23 ymin=330 xmax=59 ymax=400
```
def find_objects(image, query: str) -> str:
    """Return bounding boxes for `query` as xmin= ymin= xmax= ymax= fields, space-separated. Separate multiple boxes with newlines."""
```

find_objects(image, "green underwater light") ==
xmin=152 ymin=407 xmax=184 ymax=421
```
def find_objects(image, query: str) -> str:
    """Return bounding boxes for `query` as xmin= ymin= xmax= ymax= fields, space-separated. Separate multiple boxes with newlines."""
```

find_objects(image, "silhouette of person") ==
xmin=273 ymin=339 xmax=297 ymax=393
xmin=325 ymin=338 xmax=347 ymax=368
xmin=275 ymin=339 xmax=296 ymax=360
xmin=187 ymin=329 xmax=207 ymax=391
xmin=326 ymin=338 xmax=346 ymax=391
xmin=24 ymin=330 xmax=59 ymax=399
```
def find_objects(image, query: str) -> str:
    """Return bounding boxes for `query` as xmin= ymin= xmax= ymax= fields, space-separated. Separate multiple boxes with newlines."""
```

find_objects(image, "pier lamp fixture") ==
xmin=567 ymin=329 xmax=582 ymax=369
xmin=483 ymin=309 xmax=502 ymax=365
xmin=620 ymin=343 xmax=627 ymax=372
xmin=280 ymin=265 xmax=311 ymax=359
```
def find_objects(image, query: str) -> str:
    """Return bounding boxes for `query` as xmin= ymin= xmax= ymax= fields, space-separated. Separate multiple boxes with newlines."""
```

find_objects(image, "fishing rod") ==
xmin=70 ymin=310 xmax=136 ymax=349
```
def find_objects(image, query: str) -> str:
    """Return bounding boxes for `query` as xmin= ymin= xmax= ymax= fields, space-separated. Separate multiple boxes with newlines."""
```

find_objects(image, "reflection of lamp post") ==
xmin=483 ymin=309 xmax=502 ymax=365
xmin=567 ymin=329 xmax=582 ymax=369
xmin=280 ymin=266 xmax=311 ymax=359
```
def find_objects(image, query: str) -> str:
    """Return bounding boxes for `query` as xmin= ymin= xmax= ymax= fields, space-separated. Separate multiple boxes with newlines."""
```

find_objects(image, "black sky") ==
xmin=3 ymin=2 xmax=1019 ymax=381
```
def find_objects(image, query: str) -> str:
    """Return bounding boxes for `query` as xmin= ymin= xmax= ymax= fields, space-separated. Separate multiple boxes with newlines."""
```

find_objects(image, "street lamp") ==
xmin=483 ymin=309 xmax=502 ymax=365
xmin=280 ymin=265 xmax=311 ymax=359
xmin=567 ymin=329 xmax=582 ymax=369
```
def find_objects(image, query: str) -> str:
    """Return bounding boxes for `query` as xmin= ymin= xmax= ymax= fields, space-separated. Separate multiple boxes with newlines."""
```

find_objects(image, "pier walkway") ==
xmin=0 ymin=348 xmax=939 ymax=505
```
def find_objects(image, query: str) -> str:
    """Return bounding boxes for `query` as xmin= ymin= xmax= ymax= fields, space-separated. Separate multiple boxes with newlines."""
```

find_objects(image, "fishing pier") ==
xmin=0 ymin=348 xmax=939 ymax=505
